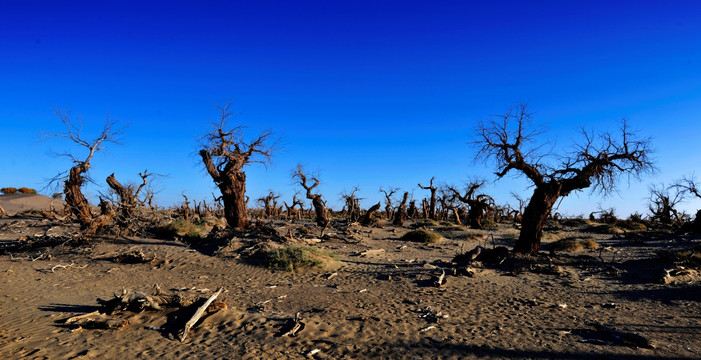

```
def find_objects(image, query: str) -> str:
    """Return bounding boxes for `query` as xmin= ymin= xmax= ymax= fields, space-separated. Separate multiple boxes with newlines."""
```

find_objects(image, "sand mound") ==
xmin=0 ymin=194 xmax=65 ymax=214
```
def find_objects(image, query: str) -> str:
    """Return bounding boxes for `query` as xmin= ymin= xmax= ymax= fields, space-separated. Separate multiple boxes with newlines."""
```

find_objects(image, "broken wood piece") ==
xmin=281 ymin=312 xmax=305 ymax=337
xmin=180 ymin=287 xmax=224 ymax=342
xmin=51 ymin=262 xmax=74 ymax=273
xmin=419 ymin=325 xmax=436 ymax=333
xmin=327 ymin=272 xmax=338 ymax=280
xmin=433 ymin=269 xmax=446 ymax=287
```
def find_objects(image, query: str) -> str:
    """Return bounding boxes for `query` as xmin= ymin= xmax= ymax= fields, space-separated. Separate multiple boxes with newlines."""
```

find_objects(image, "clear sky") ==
xmin=2 ymin=1 xmax=701 ymax=217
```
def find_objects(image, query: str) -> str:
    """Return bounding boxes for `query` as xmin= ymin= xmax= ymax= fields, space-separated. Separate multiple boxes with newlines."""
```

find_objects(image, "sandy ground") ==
xmin=0 ymin=195 xmax=699 ymax=359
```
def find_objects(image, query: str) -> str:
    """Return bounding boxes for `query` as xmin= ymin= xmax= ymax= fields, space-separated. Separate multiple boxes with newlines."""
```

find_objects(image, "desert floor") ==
xmin=0 ymin=195 xmax=699 ymax=360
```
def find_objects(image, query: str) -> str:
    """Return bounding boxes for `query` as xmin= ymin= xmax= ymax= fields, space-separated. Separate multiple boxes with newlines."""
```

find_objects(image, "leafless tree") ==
xmin=341 ymin=187 xmax=361 ymax=222
xmin=257 ymin=190 xmax=281 ymax=218
xmin=474 ymin=104 xmax=654 ymax=253
xmin=418 ymin=177 xmax=438 ymax=220
xmin=447 ymin=180 xmax=494 ymax=229
xmin=283 ymin=192 xmax=304 ymax=220
xmin=393 ymin=192 xmax=410 ymax=226
xmin=360 ymin=202 xmax=381 ymax=226
xmin=648 ymin=184 xmax=685 ymax=227
xmin=199 ymin=103 xmax=278 ymax=230
xmin=293 ymin=165 xmax=329 ymax=227
xmin=380 ymin=187 xmax=398 ymax=220
xmin=46 ymin=110 xmax=123 ymax=234
xmin=673 ymin=174 xmax=701 ymax=231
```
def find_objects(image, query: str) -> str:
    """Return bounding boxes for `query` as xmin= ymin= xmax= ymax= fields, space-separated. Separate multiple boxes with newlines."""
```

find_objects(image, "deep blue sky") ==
xmin=2 ymin=1 xmax=700 ymax=216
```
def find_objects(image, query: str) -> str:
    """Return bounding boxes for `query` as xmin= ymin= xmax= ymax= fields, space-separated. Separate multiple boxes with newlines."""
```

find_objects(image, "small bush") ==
xmin=437 ymin=221 xmax=467 ymax=232
xmin=18 ymin=187 xmax=37 ymax=194
xmin=617 ymin=220 xmax=647 ymax=232
xmin=265 ymin=246 xmax=337 ymax=271
xmin=410 ymin=219 xmax=440 ymax=229
xmin=481 ymin=217 xmax=498 ymax=229
xmin=550 ymin=236 xmax=598 ymax=253
xmin=157 ymin=219 xmax=208 ymax=239
xmin=560 ymin=217 xmax=591 ymax=227
xmin=1 ymin=187 xmax=17 ymax=194
xmin=585 ymin=223 xmax=624 ymax=235
xmin=401 ymin=229 xmax=444 ymax=243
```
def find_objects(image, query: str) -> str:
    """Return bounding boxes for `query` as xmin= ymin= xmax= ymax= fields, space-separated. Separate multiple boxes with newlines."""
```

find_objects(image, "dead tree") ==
xmin=474 ymin=104 xmax=654 ymax=254
xmin=418 ymin=177 xmax=438 ymax=220
xmin=293 ymin=165 xmax=329 ymax=227
xmin=448 ymin=181 xmax=494 ymax=229
xmin=199 ymin=103 xmax=277 ymax=230
xmin=257 ymin=190 xmax=281 ymax=218
xmin=341 ymin=187 xmax=361 ymax=222
xmin=46 ymin=110 xmax=122 ymax=234
xmin=673 ymin=174 xmax=701 ymax=231
xmin=181 ymin=194 xmax=191 ymax=221
xmin=648 ymin=185 xmax=684 ymax=228
xmin=361 ymin=202 xmax=382 ymax=226
xmin=380 ymin=187 xmax=398 ymax=220
xmin=407 ymin=199 xmax=418 ymax=220
xmin=283 ymin=193 xmax=304 ymax=220
xmin=393 ymin=192 xmax=410 ymax=226
xmin=105 ymin=170 xmax=152 ymax=221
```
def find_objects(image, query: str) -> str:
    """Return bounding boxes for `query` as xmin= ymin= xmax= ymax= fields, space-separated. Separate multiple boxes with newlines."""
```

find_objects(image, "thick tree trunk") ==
xmin=310 ymin=195 xmax=329 ymax=227
xmin=393 ymin=192 xmax=409 ymax=226
xmin=514 ymin=186 xmax=560 ymax=254
xmin=64 ymin=164 xmax=94 ymax=231
xmin=106 ymin=174 xmax=137 ymax=220
xmin=220 ymin=172 xmax=249 ymax=230
xmin=361 ymin=202 xmax=381 ymax=226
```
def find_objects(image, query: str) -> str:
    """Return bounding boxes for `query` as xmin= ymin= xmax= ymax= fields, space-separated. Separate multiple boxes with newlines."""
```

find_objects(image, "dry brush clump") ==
xmin=401 ymin=228 xmax=444 ymax=243
xmin=264 ymin=245 xmax=338 ymax=271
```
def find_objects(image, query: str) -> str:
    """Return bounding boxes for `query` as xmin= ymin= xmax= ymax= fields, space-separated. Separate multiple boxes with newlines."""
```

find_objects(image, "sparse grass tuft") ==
xmin=264 ymin=246 xmax=337 ymax=271
xmin=437 ymin=221 xmax=467 ymax=232
xmin=401 ymin=228 xmax=444 ymax=243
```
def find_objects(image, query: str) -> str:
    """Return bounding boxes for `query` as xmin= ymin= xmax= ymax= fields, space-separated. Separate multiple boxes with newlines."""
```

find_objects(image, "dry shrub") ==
xmin=585 ymin=223 xmax=624 ymax=235
xmin=617 ymin=220 xmax=648 ymax=232
xmin=401 ymin=229 xmax=444 ymax=243
xmin=438 ymin=221 xmax=467 ymax=232
xmin=18 ymin=187 xmax=37 ymax=194
xmin=560 ymin=217 xmax=591 ymax=227
xmin=264 ymin=246 xmax=337 ymax=271
xmin=550 ymin=236 xmax=599 ymax=253
xmin=410 ymin=219 xmax=440 ymax=229
xmin=464 ymin=231 xmax=486 ymax=242
xmin=156 ymin=219 xmax=209 ymax=239
xmin=1 ymin=187 xmax=17 ymax=194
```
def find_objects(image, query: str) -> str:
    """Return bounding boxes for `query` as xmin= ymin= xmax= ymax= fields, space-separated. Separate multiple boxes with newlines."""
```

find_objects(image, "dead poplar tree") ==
xmin=380 ymin=187 xmax=398 ymax=220
xmin=673 ymin=174 xmax=701 ymax=232
xmin=199 ymin=103 xmax=277 ymax=230
xmin=474 ymin=104 xmax=654 ymax=253
xmin=283 ymin=192 xmax=304 ymax=220
xmin=293 ymin=165 xmax=329 ymax=227
xmin=393 ymin=191 xmax=410 ymax=226
xmin=360 ymin=202 xmax=382 ymax=226
xmin=46 ymin=110 xmax=123 ymax=234
xmin=341 ymin=187 xmax=361 ymax=222
xmin=257 ymin=190 xmax=281 ymax=218
xmin=418 ymin=177 xmax=438 ymax=220
xmin=447 ymin=181 xmax=494 ymax=229
xmin=647 ymin=184 xmax=685 ymax=228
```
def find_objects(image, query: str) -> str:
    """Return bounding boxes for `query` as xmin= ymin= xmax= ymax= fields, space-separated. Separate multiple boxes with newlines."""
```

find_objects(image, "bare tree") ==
xmin=199 ymin=103 xmax=277 ymax=230
xmin=393 ymin=192 xmax=410 ymax=226
xmin=380 ymin=187 xmax=398 ymax=220
xmin=418 ymin=177 xmax=438 ymax=220
xmin=46 ymin=110 xmax=123 ymax=234
xmin=341 ymin=187 xmax=361 ymax=222
xmin=474 ymin=104 xmax=654 ymax=254
xmin=283 ymin=192 xmax=304 ymax=220
xmin=673 ymin=174 xmax=701 ymax=231
xmin=293 ymin=165 xmax=329 ymax=227
xmin=360 ymin=202 xmax=382 ymax=226
xmin=447 ymin=180 xmax=494 ymax=229
xmin=648 ymin=184 xmax=685 ymax=228
xmin=257 ymin=190 xmax=281 ymax=218
xmin=105 ymin=170 xmax=156 ymax=234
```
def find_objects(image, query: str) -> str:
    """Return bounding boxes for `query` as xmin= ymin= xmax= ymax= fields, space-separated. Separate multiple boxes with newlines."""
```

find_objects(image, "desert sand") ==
xmin=0 ymin=195 xmax=699 ymax=359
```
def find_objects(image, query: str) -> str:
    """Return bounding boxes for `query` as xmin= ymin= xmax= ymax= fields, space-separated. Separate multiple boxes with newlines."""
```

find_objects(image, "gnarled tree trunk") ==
xmin=514 ymin=185 xmax=560 ymax=254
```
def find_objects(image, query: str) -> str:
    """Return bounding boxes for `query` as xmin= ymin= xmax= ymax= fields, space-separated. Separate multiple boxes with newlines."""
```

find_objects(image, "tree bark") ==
xmin=514 ymin=185 xmax=560 ymax=254
xmin=361 ymin=202 xmax=381 ymax=226
xmin=64 ymin=163 xmax=94 ymax=231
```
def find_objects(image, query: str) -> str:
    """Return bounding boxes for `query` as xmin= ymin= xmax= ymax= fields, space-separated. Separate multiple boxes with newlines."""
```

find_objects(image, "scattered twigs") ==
xmin=433 ymin=268 xmax=446 ymax=287
xmin=180 ymin=287 xmax=224 ymax=342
